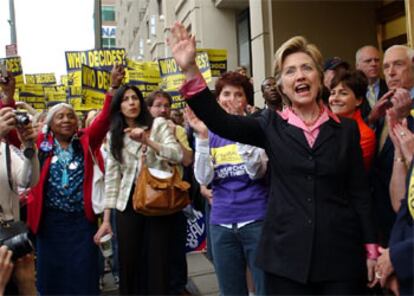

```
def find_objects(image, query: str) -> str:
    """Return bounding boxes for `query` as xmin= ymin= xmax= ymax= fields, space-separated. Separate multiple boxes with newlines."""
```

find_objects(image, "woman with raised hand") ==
xmin=27 ymin=64 xmax=125 ymax=295
xmin=186 ymin=71 xmax=268 ymax=296
xmin=168 ymin=22 xmax=377 ymax=295
xmin=94 ymin=84 xmax=182 ymax=295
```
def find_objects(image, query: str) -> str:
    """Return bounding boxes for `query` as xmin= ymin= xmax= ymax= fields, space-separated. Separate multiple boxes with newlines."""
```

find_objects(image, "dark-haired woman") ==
xmin=94 ymin=85 xmax=182 ymax=295
xmin=186 ymin=71 xmax=268 ymax=296
xmin=329 ymin=70 xmax=376 ymax=170
xmin=28 ymin=65 xmax=124 ymax=295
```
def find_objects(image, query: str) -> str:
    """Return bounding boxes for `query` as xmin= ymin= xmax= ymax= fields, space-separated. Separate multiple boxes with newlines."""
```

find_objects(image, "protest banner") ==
xmin=158 ymin=52 xmax=211 ymax=90
xmin=25 ymin=73 xmax=57 ymax=85
xmin=0 ymin=56 xmax=24 ymax=87
xmin=44 ymin=85 xmax=67 ymax=103
xmin=81 ymin=64 xmax=110 ymax=109
xmin=164 ymin=90 xmax=186 ymax=110
xmin=19 ymin=84 xmax=46 ymax=110
xmin=186 ymin=208 xmax=206 ymax=253
xmin=197 ymin=48 xmax=227 ymax=77
xmin=126 ymin=59 xmax=161 ymax=97
xmin=65 ymin=48 xmax=126 ymax=74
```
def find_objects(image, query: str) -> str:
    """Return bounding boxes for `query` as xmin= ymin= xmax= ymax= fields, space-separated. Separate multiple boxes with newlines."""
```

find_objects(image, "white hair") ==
xmin=355 ymin=45 xmax=379 ymax=65
xmin=45 ymin=103 xmax=77 ymax=130
xmin=384 ymin=45 xmax=414 ymax=68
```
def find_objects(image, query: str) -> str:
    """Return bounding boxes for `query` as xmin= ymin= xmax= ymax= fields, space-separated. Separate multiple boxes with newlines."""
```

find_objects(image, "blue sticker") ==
xmin=40 ymin=141 xmax=53 ymax=152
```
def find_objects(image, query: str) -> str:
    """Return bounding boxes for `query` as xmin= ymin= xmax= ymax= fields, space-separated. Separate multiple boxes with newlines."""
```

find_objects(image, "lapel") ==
xmin=312 ymin=118 xmax=339 ymax=151
xmin=281 ymin=121 xmax=313 ymax=153
xmin=124 ymin=136 xmax=143 ymax=157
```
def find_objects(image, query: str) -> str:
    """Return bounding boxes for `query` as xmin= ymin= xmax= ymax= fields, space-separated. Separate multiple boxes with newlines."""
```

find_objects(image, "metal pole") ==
xmin=94 ymin=0 xmax=102 ymax=49
xmin=8 ymin=0 xmax=17 ymax=44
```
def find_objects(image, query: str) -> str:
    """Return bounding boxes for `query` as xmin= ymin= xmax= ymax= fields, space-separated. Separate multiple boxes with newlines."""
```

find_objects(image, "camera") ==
xmin=14 ymin=111 xmax=31 ymax=126
xmin=2 ymin=232 xmax=34 ymax=261
xmin=0 ymin=221 xmax=34 ymax=261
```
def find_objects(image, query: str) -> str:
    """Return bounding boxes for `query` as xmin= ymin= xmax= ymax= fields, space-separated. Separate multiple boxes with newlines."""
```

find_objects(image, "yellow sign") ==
xmin=126 ymin=59 xmax=161 ymax=97
xmin=19 ymin=84 xmax=46 ymax=109
xmin=0 ymin=56 xmax=24 ymax=87
xmin=158 ymin=52 xmax=211 ymax=90
xmin=25 ymin=73 xmax=57 ymax=85
xmin=81 ymin=64 xmax=111 ymax=109
xmin=197 ymin=48 xmax=227 ymax=77
xmin=44 ymin=85 xmax=67 ymax=102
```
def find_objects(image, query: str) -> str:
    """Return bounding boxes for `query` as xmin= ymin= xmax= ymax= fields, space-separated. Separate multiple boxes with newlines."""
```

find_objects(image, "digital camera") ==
xmin=14 ymin=111 xmax=31 ymax=126
xmin=0 ymin=221 xmax=34 ymax=260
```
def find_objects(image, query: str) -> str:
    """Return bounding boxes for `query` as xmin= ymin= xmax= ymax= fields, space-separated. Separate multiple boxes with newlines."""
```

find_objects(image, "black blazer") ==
xmin=389 ymin=162 xmax=414 ymax=295
xmin=188 ymin=88 xmax=376 ymax=284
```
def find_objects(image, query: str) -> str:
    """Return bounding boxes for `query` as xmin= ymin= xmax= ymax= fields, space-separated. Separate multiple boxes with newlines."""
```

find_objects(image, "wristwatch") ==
xmin=23 ymin=147 xmax=35 ymax=159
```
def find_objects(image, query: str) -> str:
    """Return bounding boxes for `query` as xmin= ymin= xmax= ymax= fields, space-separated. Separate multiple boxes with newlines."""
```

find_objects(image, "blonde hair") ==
xmin=273 ymin=36 xmax=324 ymax=102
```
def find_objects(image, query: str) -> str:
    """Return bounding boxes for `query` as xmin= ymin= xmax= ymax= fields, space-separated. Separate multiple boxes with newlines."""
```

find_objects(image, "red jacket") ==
xmin=27 ymin=93 xmax=112 ymax=234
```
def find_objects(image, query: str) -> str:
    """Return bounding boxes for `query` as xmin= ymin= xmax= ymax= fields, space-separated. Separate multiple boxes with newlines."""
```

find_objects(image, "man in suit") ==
xmin=369 ymin=45 xmax=414 ymax=246
xmin=355 ymin=45 xmax=389 ymax=119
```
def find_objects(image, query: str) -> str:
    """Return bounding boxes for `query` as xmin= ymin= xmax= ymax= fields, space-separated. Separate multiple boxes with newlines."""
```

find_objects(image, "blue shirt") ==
xmin=366 ymin=79 xmax=380 ymax=101
xmin=45 ymin=139 xmax=84 ymax=212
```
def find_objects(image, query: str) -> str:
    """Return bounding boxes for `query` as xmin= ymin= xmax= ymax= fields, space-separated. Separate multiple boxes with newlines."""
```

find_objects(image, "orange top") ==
xmin=351 ymin=109 xmax=376 ymax=171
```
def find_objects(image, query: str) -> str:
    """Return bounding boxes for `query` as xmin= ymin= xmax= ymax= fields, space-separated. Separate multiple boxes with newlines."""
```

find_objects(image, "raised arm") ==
xmin=168 ymin=22 xmax=265 ymax=148
xmin=87 ymin=64 xmax=125 ymax=149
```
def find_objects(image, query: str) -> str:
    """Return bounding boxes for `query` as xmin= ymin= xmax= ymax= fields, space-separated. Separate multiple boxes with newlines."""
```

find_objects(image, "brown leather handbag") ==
xmin=132 ymin=150 xmax=191 ymax=216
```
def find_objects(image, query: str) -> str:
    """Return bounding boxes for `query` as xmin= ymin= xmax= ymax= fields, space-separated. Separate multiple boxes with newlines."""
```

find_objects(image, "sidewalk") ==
xmin=101 ymin=252 xmax=219 ymax=296
xmin=186 ymin=252 xmax=219 ymax=296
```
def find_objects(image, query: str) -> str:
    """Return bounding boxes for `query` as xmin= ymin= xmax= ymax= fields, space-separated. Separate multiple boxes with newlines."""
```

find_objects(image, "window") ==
xmin=157 ymin=0 xmax=163 ymax=16
xmin=237 ymin=9 xmax=252 ymax=103
xmin=102 ymin=6 xmax=115 ymax=22
xmin=102 ymin=37 xmax=116 ymax=48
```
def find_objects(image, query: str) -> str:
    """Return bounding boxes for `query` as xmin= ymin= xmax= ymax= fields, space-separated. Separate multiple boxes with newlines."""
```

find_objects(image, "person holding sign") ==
xmin=168 ymin=22 xmax=377 ymax=295
xmin=27 ymin=64 xmax=125 ymax=295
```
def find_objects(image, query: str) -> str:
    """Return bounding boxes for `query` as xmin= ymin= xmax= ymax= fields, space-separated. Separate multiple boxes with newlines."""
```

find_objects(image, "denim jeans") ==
xmin=210 ymin=220 xmax=265 ymax=296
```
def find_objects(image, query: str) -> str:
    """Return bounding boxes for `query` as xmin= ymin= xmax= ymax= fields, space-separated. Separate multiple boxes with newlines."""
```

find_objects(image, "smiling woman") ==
xmin=27 ymin=64 xmax=124 ymax=295
xmin=329 ymin=70 xmax=376 ymax=170
xmin=168 ymin=22 xmax=378 ymax=295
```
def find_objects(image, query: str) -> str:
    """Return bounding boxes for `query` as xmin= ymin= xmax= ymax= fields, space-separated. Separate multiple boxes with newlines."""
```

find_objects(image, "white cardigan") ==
xmin=0 ymin=141 xmax=40 ymax=221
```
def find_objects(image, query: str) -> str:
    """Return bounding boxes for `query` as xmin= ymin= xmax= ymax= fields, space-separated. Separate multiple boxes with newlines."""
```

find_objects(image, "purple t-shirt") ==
xmin=209 ymin=131 xmax=268 ymax=224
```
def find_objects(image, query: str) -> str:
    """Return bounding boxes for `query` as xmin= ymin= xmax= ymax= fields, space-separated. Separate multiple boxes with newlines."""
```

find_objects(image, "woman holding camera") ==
xmin=94 ymin=84 xmax=182 ymax=295
xmin=168 ymin=23 xmax=377 ymax=295
xmin=27 ymin=65 xmax=124 ymax=295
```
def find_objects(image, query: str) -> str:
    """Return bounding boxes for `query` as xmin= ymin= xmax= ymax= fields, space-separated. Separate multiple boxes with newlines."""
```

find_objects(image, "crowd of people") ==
xmin=0 ymin=20 xmax=413 ymax=296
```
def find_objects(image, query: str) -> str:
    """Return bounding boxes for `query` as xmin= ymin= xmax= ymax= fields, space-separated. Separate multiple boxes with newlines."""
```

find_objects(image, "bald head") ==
xmin=383 ymin=45 xmax=414 ymax=90
xmin=355 ymin=45 xmax=381 ymax=84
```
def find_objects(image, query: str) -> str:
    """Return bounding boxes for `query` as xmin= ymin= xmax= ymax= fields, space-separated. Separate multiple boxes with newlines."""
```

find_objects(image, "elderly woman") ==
xmin=168 ymin=23 xmax=377 ymax=295
xmin=27 ymin=65 xmax=124 ymax=295
xmin=329 ymin=70 xmax=376 ymax=170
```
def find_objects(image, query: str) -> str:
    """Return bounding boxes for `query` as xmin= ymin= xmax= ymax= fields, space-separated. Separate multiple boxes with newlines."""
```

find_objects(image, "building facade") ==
xmin=115 ymin=0 xmax=414 ymax=106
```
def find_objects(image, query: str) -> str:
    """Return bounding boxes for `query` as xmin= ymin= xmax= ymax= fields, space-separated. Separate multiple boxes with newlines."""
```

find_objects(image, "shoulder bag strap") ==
xmin=5 ymin=143 xmax=13 ymax=192
xmin=89 ymin=146 xmax=98 ymax=165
